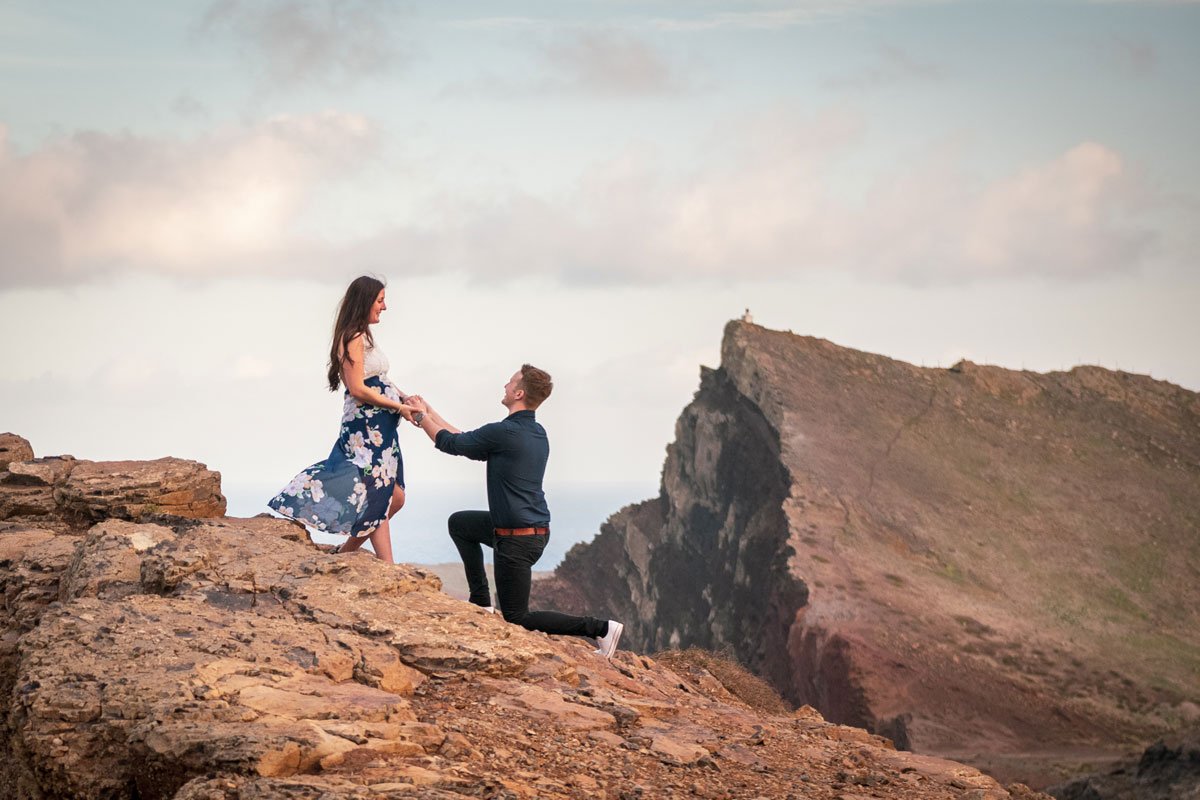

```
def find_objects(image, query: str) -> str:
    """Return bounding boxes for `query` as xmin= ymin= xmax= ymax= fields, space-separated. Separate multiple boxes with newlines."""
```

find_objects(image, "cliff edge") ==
xmin=533 ymin=321 xmax=1200 ymax=788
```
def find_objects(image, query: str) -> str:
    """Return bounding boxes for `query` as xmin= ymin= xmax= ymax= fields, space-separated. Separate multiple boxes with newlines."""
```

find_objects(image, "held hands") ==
xmin=396 ymin=403 xmax=420 ymax=423
xmin=405 ymin=395 xmax=430 ymax=426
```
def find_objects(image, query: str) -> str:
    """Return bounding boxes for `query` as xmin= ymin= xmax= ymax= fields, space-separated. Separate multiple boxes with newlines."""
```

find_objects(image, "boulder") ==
xmin=56 ymin=457 xmax=226 ymax=521
xmin=0 ymin=434 xmax=34 ymax=471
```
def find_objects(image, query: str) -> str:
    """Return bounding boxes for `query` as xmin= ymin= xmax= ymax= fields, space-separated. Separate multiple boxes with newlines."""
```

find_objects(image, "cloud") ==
xmin=449 ymin=2 xmax=951 ymax=34
xmin=441 ymin=29 xmax=690 ymax=98
xmin=0 ymin=107 xmax=1174 ymax=289
xmin=170 ymin=93 xmax=210 ymax=118
xmin=1094 ymin=35 xmax=1157 ymax=76
xmin=863 ymin=141 xmax=1156 ymax=282
xmin=647 ymin=0 xmax=950 ymax=31
xmin=0 ymin=113 xmax=377 ymax=286
xmin=541 ymin=30 xmax=685 ymax=95
xmin=199 ymin=0 xmax=409 ymax=87
xmin=825 ymin=44 xmax=944 ymax=90
xmin=347 ymin=113 xmax=1160 ymax=286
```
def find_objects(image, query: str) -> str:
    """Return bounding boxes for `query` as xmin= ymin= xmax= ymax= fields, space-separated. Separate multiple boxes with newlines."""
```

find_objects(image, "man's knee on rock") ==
xmin=501 ymin=608 xmax=529 ymax=626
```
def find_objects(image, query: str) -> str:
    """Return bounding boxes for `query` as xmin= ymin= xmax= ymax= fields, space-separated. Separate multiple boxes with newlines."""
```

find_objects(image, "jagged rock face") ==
xmin=535 ymin=321 xmax=1200 ymax=788
xmin=539 ymin=365 xmax=808 ymax=695
xmin=0 ymin=438 xmax=1049 ymax=799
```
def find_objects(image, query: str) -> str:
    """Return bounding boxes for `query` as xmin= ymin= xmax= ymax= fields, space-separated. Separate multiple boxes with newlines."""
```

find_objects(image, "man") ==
xmin=407 ymin=365 xmax=624 ymax=658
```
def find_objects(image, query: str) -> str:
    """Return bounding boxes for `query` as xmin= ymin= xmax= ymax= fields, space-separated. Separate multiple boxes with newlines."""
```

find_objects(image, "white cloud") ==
xmin=358 ymin=110 xmax=1160 ymax=285
xmin=958 ymin=142 xmax=1153 ymax=279
xmin=199 ymin=0 xmax=409 ymax=87
xmin=856 ymin=140 xmax=1156 ymax=282
xmin=0 ymin=113 xmax=377 ymax=286
xmin=0 ymin=106 xmax=1175 ymax=289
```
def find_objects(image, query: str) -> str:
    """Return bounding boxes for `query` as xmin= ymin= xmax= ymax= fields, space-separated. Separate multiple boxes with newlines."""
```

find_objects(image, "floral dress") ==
xmin=269 ymin=339 xmax=405 ymax=538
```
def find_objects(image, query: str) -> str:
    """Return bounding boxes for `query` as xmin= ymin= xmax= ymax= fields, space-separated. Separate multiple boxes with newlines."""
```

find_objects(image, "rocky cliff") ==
xmin=533 ymin=321 xmax=1200 ymax=788
xmin=0 ymin=433 xmax=1048 ymax=799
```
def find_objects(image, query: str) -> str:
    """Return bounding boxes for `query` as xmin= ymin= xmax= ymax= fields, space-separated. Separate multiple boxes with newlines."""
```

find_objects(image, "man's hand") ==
xmin=406 ymin=395 xmax=429 ymax=413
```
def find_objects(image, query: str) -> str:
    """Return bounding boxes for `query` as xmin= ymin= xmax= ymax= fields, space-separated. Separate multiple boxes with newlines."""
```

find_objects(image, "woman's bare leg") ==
xmin=388 ymin=485 xmax=406 ymax=518
xmin=337 ymin=486 xmax=405 ymax=559
xmin=367 ymin=486 xmax=405 ymax=562
xmin=338 ymin=535 xmax=367 ymax=554
xmin=369 ymin=519 xmax=393 ymax=563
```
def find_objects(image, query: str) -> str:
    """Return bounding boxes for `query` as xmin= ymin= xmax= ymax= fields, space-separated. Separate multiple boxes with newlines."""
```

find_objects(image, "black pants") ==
xmin=448 ymin=510 xmax=608 ymax=639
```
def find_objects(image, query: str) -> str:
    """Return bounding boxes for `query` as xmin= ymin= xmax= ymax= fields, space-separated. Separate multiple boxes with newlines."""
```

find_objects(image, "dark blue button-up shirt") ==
xmin=434 ymin=410 xmax=550 ymax=528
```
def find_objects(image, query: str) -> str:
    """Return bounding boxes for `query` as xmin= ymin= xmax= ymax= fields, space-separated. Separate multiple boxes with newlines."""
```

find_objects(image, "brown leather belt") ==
xmin=494 ymin=527 xmax=549 ymax=537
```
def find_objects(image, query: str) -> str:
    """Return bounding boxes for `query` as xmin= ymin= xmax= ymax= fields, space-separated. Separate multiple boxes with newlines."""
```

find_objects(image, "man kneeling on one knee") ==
xmin=407 ymin=364 xmax=623 ymax=658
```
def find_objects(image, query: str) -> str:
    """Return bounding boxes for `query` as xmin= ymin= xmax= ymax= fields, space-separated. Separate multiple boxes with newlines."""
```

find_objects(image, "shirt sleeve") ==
xmin=435 ymin=421 xmax=506 ymax=461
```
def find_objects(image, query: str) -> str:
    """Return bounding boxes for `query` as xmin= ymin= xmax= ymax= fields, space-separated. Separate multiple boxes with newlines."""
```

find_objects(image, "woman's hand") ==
xmin=396 ymin=403 xmax=419 ymax=423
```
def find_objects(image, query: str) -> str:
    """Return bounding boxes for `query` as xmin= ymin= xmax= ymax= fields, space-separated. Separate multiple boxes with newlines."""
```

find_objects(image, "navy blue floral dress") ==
xmin=269 ymin=371 xmax=405 ymax=539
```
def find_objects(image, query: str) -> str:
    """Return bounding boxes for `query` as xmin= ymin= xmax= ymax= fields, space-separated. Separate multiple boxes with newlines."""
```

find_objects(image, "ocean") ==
xmin=224 ymin=480 xmax=655 ymax=568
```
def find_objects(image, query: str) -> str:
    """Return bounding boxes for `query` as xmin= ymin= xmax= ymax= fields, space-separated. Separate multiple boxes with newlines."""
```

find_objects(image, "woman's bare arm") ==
xmin=341 ymin=335 xmax=417 ymax=420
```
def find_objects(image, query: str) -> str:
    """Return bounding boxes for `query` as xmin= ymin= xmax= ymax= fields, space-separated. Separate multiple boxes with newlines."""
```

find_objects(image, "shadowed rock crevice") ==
xmin=537 ymin=364 xmax=809 ymax=700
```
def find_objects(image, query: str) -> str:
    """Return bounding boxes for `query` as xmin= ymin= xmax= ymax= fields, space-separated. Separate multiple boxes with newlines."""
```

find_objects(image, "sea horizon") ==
xmin=225 ymin=480 xmax=656 ymax=569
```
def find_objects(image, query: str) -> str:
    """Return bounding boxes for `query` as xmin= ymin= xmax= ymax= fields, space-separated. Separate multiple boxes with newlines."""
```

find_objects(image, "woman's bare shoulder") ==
xmin=338 ymin=332 xmax=366 ymax=362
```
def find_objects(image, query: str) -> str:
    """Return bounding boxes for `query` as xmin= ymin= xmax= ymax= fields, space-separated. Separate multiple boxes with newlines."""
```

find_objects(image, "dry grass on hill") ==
xmin=654 ymin=647 xmax=791 ymax=715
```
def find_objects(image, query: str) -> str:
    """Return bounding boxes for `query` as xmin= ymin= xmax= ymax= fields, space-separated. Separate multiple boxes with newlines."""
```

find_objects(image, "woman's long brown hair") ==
xmin=327 ymin=276 xmax=385 ymax=391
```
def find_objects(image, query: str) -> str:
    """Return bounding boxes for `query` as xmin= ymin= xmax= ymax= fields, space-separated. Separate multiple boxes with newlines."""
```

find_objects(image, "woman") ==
xmin=269 ymin=276 xmax=418 ymax=561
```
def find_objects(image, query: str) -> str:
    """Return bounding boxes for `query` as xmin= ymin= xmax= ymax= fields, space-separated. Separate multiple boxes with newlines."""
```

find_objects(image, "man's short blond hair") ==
xmin=519 ymin=364 xmax=553 ymax=409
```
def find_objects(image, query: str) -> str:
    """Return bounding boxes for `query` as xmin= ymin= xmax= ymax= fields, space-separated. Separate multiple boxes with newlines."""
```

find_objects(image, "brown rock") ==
xmin=0 ymin=457 xmax=78 ymax=519
xmin=0 ymin=485 xmax=1051 ymax=800
xmin=0 ymin=433 xmax=34 ymax=470
xmin=5 ymin=456 xmax=76 ymax=486
xmin=488 ymin=682 xmax=618 ymax=731
xmin=62 ymin=519 xmax=175 ymax=600
xmin=650 ymin=734 xmax=709 ymax=764
xmin=56 ymin=457 xmax=226 ymax=521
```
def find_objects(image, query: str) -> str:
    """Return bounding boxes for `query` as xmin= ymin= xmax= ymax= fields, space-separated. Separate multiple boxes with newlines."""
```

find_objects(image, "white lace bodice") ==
xmin=363 ymin=337 xmax=389 ymax=379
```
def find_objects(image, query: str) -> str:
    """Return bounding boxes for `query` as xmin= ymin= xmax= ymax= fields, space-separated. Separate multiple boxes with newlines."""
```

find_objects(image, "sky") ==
xmin=1 ymin=0 xmax=1197 ymax=562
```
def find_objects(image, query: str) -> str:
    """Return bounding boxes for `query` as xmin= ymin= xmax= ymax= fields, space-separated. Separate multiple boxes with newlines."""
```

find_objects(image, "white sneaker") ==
xmin=594 ymin=620 xmax=624 ymax=658
xmin=484 ymin=606 xmax=496 ymax=614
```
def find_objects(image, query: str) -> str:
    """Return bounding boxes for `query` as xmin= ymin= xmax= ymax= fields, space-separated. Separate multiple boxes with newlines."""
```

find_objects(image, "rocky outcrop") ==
xmin=534 ymin=321 xmax=1200 ymax=788
xmin=0 ymin=437 xmax=1049 ymax=799
xmin=0 ymin=435 xmax=225 ymax=525
xmin=1048 ymin=728 xmax=1200 ymax=800
xmin=0 ymin=433 xmax=35 ymax=470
